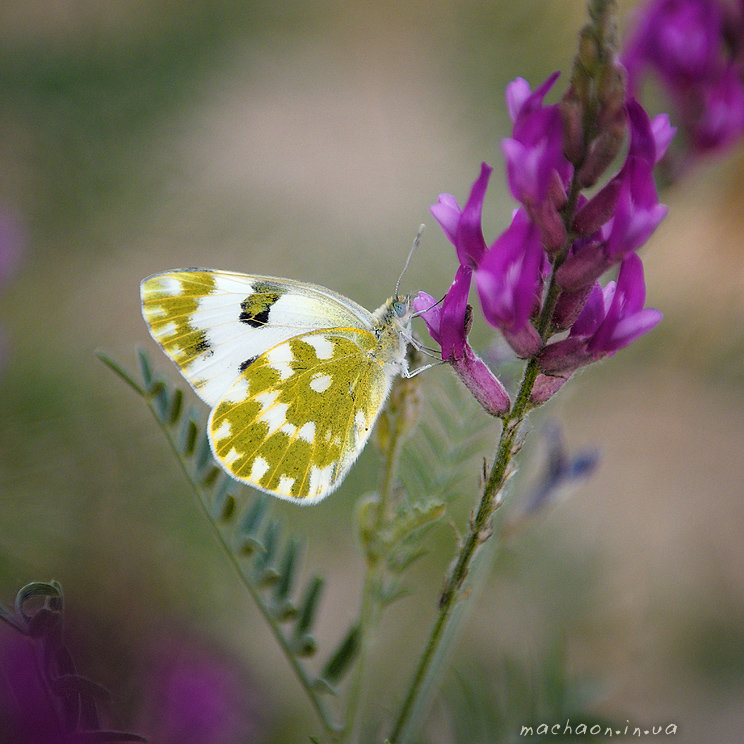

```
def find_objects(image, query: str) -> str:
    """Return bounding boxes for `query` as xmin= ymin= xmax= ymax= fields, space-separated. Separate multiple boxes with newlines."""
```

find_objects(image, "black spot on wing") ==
xmin=239 ymin=355 xmax=258 ymax=372
xmin=194 ymin=332 xmax=213 ymax=356
xmin=240 ymin=304 xmax=270 ymax=327
xmin=239 ymin=283 xmax=282 ymax=327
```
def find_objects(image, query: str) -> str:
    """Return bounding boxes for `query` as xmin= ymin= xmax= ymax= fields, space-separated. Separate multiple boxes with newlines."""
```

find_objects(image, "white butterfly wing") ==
xmin=141 ymin=269 xmax=376 ymax=406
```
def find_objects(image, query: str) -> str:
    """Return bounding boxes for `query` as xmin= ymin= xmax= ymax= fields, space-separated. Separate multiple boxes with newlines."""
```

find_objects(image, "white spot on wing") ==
xmin=277 ymin=475 xmax=295 ymax=496
xmin=304 ymin=335 xmax=335 ymax=359
xmin=297 ymin=421 xmax=316 ymax=443
xmin=258 ymin=402 xmax=289 ymax=436
xmin=157 ymin=276 xmax=182 ymax=296
xmin=223 ymin=448 xmax=241 ymax=467
xmin=281 ymin=422 xmax=297 ymax=437
xmin=308 ymin=464 xmax=334 ymax=499
xmin=250 ymin=456 xmax=270 ymax=483
xmin=222 ymin=376 xmax=251 ymax=404
xmin=255 ymin=391 xmax=279 ymax=410
xmin=266 ymin=345 xmax=294 ymax=380
xmin=354 ymin=410 xmax=366 ymax=429
xmin=212 ymin=420 xmax=232 ymax=441
xmin=309 ymin=373 xmax=332 ymax=393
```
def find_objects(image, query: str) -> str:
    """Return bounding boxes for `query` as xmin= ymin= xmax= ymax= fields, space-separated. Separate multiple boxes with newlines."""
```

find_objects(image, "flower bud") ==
xmin=577 ymin=108 xmax=627 ymax=187
xmin=451 ymin=345 xmax=510 ymax=417
xmin=560 ymin=86 xmax=586 ymax=165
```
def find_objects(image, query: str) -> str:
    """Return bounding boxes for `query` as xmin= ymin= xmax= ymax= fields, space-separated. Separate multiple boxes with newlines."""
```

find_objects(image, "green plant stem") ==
xmin=97 ymin=353 xmax=339 ymax=738
xmin=388 ymin=363 xmax=534 ymax=743
xmin=388 ymin=168 xmax=585 ymax=743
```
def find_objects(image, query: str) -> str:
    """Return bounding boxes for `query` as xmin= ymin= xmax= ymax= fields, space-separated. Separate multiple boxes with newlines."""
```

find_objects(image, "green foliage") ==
xmin=98 ymin=349 xmax=365 ymax=734
xmin=400 ymin=375 xmax=492 ymax=505
xmin=432 ymin=644 xmax=618 ymax=744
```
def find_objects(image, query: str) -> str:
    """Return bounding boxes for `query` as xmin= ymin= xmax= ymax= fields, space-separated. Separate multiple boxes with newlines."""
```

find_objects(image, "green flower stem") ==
xmin=387 ymin=363 xmax=534 ymax=743
xmin=97 ymin=353 xmax=340 ymax=738
xmin=388 ymin=165 xmax=585 ymax=743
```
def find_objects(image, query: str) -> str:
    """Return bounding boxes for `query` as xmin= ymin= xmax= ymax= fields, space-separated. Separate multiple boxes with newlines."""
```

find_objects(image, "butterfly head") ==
xmin=393 ymin=295 xmax=412 ymax=321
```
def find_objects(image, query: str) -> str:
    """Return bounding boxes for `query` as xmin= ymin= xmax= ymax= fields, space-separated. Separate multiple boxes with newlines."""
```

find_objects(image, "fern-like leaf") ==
xmin=97 ymin=349 xmax=357 ymax=736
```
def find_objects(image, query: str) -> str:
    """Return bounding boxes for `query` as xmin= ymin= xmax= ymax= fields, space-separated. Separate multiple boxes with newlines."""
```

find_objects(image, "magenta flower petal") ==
xmin=605 ymin=158 xmax=668 ymax=259
xmin=626 ymin=97 xmax=660 ymax=165
xmin=430 ymin=193 xmax=461 ymax=245
xmin=430 ymin=163 xmax=492 ymax=269
xmin=475 ymin=209 xmax=543 ymax=334
xmin=454 ymin=162 xmax=492 ymax=267
xmin=504 ymin=90 xmax=567 ymax=207
xmin=416 ymin=269 xmax=473 ymax=361
xmin=509 ymin=71 xmax=561 ymax=123
xmin=587 ymin=253 xmax=662 ymax=353
xmin=413 ymin=291 xmax=443 ymax=345
xmin=439 ymin=265 xmax=472 ymax=358
xmin=506 ymin=77 xmax=534 ymax=122
xmin=651 ymin=113 xmax=676 ymax=162
xmin=413 ymin=296 xmax=510 ymax=415
xmin=569 ymin=282 xmax=608 ymax=337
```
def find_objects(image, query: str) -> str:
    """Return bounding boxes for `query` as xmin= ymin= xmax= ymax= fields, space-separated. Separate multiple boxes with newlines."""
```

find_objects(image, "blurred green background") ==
xmin=1 ymin=0 xmax=743 ymax=741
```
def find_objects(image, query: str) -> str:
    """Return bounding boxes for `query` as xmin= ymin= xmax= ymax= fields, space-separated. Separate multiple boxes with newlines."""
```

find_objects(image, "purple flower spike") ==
xmin=475 ymin=209 xmax=543 ymax=357
xmin=414 ymin=292 xmax=510 ymax=416
xmin=538 ymin=254 xmax=662 ymax=374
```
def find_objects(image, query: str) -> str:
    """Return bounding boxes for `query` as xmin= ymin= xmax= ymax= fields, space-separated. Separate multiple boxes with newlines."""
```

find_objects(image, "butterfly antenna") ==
xmin=395 ymin=223 xmax=425 ymax=297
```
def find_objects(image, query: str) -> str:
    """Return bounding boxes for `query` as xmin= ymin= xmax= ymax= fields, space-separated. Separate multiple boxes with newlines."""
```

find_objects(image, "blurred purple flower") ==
xmin=0 ymin=631 xmax=65 ymax=744
xmin=141 ymin=638 xmax=262 ymax=744
xmin=623 ymin=0 xmax=724 ymax=90
xmin=693 ymin=63 xmax=744 ymax=151
xmin=518 ymin=421 xmax=600 ymax=515
xmin=538 ymin=253 xmax=662 ymax=375
xmin=623 ymin=0 xmax=744 ymax=159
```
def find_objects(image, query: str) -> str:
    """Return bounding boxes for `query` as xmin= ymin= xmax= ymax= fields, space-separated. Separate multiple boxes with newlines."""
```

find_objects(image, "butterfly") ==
xmin=141 ymin=269 xmax=414 ymax=503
